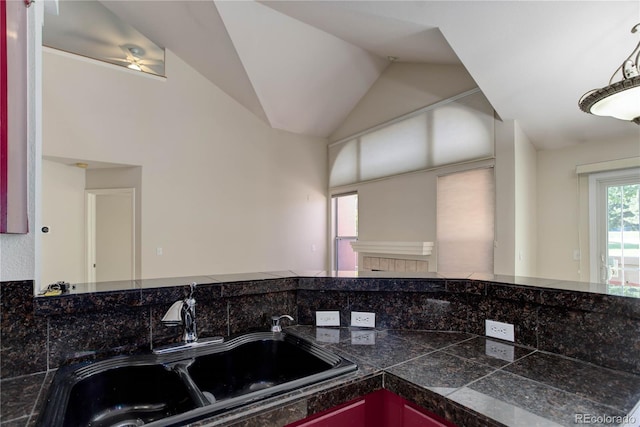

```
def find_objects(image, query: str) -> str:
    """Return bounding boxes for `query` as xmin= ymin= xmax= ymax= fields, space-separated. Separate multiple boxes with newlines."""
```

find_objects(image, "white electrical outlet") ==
xmin=485 ymin=339 xmax=515 ymax=362
xmin=351 ymin=311 xmax=376 ymax=328
xmin=316 ymin=311 xmax=340 ymax=327
xmin=350 ymin=330 xmax=376 ymax=345
xmin=315 ymin=328 xmax=340 ymax=343
xmin=573 ymin=249 xmax=581 ymax=261
xmin=485 ymin=319 xmax=515 ymax=342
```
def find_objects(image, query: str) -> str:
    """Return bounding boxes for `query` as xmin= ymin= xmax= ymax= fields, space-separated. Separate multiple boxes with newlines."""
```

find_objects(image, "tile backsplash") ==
xmin=362 ymin=256 xmax=428 ymax=273
xmin=1 ymin=274 xmax=639 ymax=380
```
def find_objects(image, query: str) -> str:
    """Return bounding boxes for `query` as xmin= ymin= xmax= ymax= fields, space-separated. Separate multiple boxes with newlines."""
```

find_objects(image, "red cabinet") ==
xmin=286 ymin=389 xmax=456 ymax=427
xmin=291 ymin=399 xmax=367 ymax=427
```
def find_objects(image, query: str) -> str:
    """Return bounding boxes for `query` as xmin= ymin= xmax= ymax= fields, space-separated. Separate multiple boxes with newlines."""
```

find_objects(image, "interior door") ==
xmin=86 ymin=188 xmax=135 ymax=283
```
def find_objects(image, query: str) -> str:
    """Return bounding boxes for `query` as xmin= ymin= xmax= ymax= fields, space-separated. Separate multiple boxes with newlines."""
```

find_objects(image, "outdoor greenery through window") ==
xmin=606 ymin=182 xmax=640 ymax=296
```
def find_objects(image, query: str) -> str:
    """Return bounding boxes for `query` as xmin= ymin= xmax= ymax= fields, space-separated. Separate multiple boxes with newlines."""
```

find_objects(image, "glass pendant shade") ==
xmin=580 ymin=76 xmax=640 ymax=124
xmin=579 ymin=24 xmax=640 ymax=125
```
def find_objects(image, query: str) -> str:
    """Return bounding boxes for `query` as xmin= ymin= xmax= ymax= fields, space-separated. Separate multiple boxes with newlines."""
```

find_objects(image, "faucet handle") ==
xmin=161 ymin=300 xmax=185 ymax=326
xmin=271 ymin=314 xmax=294 ymax=332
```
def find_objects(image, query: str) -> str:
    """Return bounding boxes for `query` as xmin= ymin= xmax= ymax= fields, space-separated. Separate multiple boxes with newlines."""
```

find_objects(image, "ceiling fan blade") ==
xmin=140 ymin=64 xmax=162 ymax=75
xmin=139 ymin=58 xmax=164 ymax=66
xmin=104 ymin=57 xmax=130 ymax=64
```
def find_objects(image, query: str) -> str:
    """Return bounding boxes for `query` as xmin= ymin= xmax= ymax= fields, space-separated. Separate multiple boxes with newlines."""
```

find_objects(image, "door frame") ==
xmin=85 ymin=188 xmax=136 ymax=283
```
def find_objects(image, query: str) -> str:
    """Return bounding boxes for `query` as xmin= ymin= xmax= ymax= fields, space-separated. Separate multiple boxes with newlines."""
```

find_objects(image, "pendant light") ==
xmin=579 ymin=23 xmax=640 ymax=124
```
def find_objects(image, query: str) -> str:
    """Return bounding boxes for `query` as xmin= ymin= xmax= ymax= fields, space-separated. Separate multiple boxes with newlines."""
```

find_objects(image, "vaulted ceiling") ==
xmin=51 ymin=1 xmax=640 ymax=150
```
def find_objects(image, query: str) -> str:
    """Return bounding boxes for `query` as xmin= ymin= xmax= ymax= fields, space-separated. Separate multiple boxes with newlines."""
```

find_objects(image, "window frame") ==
xmin=331 ymin=192 xmax=358 ymax=271
xmin=588 ymin=168 xmax=640 ymax=284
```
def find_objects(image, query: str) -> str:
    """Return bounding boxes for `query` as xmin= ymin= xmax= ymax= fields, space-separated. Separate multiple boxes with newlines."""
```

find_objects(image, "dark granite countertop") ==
xmin=283 ymin=326 xmax=640 ymax=427
xmin=36 ymin=269 xmax=638 ymax=298
xmin=4 ymin=327 xmax=639 ymax=427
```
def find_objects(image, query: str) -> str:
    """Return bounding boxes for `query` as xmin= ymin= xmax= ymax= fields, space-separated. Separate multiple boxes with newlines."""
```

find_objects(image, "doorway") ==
xmin=86 ymin=188 xmax=135 ymax=283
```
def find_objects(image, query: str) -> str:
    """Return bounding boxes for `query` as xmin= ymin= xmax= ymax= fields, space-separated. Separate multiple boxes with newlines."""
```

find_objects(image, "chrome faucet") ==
xmin=271 ymin=314 xmax=293 ymax=332
xmin=162 ymin=282 xmax=198 ymax=343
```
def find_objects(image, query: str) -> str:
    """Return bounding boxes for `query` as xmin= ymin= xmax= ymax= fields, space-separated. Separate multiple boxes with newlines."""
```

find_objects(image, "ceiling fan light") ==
xmin=127 ymin=62 xmax=142 ymax=71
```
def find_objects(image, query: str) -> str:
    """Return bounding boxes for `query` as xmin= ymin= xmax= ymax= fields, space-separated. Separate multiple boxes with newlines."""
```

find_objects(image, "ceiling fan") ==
xmin=106 ymin=45 xmax=164 ymax=75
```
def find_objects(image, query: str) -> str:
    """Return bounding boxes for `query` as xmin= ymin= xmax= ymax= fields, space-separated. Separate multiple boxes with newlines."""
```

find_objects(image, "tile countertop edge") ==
xmin=32 ymin=272 xmax=640 ymax=316
xmin=20 ymin=370 xmax=499 ymax=427
xmin=154 ymin=367 xmax=510 ymax=427
xmin=6 ymin=331 xmax=640 ymax=427
xmin=189 ymin=373 xmax=504 ymax=427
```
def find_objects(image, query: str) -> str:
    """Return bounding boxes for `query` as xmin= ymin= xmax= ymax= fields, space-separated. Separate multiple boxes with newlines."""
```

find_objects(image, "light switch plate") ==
xmin=351 ymin=311 xmax=375 ymax=328
xmin=316 ymin=311 xmax=340 ymax=327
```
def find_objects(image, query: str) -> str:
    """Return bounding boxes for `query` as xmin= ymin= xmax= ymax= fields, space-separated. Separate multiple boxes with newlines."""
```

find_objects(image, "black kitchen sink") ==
xmin=188 ymin=333 xmax=338 ymax=401
xmin=38 ymin=332 xmax=357 ymax=427
xmin=62 ymin=364 xmax=197 ymax=427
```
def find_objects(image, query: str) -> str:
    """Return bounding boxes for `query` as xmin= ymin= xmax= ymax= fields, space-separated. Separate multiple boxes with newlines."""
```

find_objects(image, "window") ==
xmin=437 ymin=168 xmax=495 ymax=273
xmin=589 ymin=169 xmax=640 ymax=295
xmin=332 ymin=193 xmax=358 ymax=271
xmin=329 ymin=89 xmax=495 ymax=188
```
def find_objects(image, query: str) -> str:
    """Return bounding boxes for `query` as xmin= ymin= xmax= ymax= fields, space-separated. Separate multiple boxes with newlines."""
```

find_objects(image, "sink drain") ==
xmin=88 ymin=403 xmax=166 ymax=427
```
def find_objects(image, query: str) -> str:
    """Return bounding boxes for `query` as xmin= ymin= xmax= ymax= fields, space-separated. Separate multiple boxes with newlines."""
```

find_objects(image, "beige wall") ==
xmin=41 ymin=160 xmax=85 ymax=285
xmin=43 ymin=48 xmax=328 ymax=280
xmin=95 ymin=192 xmax=134 ymax=282
xmin=87 ymin=167 xmax=142 ymax=279
xmin=329 ymin=62 xmax=484 ymax=271
xmin=356 ymin=171 xmax=437 ymax=263
xmin=330 ymin=62 xmax=477 ymax=142
xmin=514 ymin=122 xmax=538 ymax=276
xmin=331 ymin=58 xmax=638 ymax=282
xmin=537 ymin=136 xmax=640 ymax=281
xmin=42 ymin=164 xmax=143 ymax=284
xmin=494 ymin=120 xmax=516 ymax=275
xmin=336 ymin=158 xmax=499 ymax=273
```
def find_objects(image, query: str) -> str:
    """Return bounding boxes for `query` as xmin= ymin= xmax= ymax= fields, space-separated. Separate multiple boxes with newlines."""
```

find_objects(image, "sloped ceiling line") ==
xmin=214 ymin=0 xmax=389 ymax=137
xmin=99 ymin=0 xmax=639 ymax=148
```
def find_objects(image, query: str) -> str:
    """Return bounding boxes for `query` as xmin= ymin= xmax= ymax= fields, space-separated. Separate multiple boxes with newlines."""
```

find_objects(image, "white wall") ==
xmin=537 ymin=136 xmax=640 ymax=281
xmin=43 ymin=48 xmax=328 ymax=279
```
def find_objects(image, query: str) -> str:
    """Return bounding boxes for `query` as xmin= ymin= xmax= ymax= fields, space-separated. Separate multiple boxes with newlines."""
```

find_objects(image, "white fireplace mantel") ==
xmin=350 ymin=241 xmax=434 ymax=256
